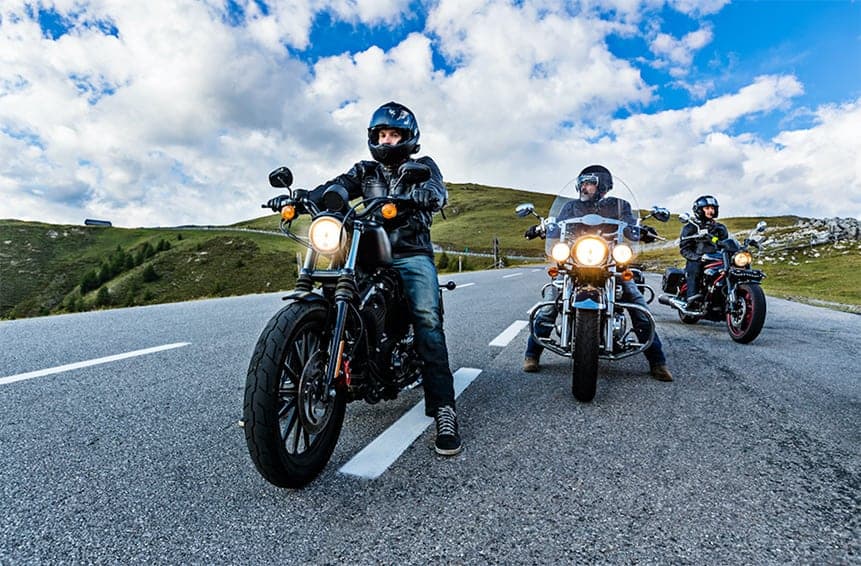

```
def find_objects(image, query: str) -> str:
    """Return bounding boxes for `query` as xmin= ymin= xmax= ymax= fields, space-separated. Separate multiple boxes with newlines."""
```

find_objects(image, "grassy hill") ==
xmin=1 ymin=183 xmax=858 ymax=319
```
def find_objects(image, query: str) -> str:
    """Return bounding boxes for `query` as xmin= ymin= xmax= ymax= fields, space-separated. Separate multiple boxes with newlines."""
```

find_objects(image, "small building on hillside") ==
xmin=84 ymin=219 xmax=112 ymax=227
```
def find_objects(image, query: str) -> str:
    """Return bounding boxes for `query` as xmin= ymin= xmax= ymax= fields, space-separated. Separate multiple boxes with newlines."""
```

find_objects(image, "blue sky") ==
xmin=1 ymin=0 xmax=860 ymax=226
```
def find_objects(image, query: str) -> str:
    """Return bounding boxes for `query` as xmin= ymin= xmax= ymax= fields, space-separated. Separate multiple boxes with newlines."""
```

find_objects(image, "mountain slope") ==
xmin=2 ymin=184 xmax=858 ymax=319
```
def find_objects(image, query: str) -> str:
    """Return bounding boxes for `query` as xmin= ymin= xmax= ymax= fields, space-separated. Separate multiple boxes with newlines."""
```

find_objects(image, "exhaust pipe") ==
xmin=658 ymin=294 xmax=702 ymax=317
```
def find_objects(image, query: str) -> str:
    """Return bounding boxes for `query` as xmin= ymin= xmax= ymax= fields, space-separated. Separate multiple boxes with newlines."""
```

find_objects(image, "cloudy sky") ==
xmin=1 ymin=0 xmax=860 ymax=227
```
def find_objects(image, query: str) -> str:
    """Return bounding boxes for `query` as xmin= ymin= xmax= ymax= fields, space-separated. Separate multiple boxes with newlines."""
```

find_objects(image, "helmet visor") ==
xmin=576 ymin=174 xmax=600 ymax=191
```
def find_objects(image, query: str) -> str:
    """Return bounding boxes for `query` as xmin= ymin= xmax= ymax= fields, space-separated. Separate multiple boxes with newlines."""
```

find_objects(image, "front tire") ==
xmin=243 ymin=302 xmax=346 ymax=488
xmin=726 ymin=283 xmax=767 ymax=344
xmin=572 ymin=309 xmax=600 ymax=402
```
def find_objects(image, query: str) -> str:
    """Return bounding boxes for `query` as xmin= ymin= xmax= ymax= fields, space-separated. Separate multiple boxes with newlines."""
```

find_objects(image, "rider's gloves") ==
xmin=524 ymin=225 xmax=543 ymax=240
xmin=410 ymin=187 xmax=438 ymax=211
xmin=640 ymin=226 xmax=658 ymax=243
xmin=266 ymin=194 xmax=291 ymax=212
xmin=292 ymin=188 xmax=310 ymax=202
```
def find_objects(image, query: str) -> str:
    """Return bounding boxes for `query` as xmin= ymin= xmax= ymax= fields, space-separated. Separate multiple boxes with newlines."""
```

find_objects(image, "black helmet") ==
xmin=576 ymin=164 xmax=613 ymax=200
xmin=367 ymin=101 xmax=420 ymax=166
xmin=692 ymin=195 xmax=719 ymax=221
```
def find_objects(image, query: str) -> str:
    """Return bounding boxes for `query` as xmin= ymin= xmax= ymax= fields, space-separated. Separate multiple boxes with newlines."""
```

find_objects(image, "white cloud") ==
xmin=1 ymin=0 xmax=859 ymax=229
xmin=649 ymin=25 xmax=713 ymax=77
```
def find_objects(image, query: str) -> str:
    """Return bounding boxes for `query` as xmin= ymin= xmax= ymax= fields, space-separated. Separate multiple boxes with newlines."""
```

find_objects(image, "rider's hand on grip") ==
xmin=524 ymin=225 xmax=543 ymax=240
xmin=410 ymin=188 xmax=438 ymax=211
xmin=640 ymin=225 xmax=658 ymax=243
xmin=266 ymin=194 xmax=291 ymax=212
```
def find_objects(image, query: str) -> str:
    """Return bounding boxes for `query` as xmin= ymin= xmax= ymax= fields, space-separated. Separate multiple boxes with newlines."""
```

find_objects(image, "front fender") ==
xmin=281 ymin=290 xmax=329 ymax=304
xmin=573 ymin=289 xmax=602 ymax=310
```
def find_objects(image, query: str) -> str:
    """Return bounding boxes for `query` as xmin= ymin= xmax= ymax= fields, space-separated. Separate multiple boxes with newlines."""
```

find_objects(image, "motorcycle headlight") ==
xmin=308 ymin=216 xmax=343 ymax=254
xmin=551 ymin=242 xmax=571 ymax=262
xmin=573 ymin=237 xmax=608 ymax=266
xmin=612 ymin=243 xmax=634 ymax=264
xmin=733 ymin=251 xmax=752 ymax=267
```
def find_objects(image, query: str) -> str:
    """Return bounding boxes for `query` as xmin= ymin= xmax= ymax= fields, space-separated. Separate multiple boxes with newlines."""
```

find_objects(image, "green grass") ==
xmin=0 ymin=220 xmax=301 ymax=319
xmin=0 ymin=187 xmax=855 ymax=319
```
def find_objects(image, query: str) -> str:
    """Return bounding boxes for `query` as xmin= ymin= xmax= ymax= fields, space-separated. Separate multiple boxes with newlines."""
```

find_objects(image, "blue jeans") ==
xmin=684 ymin=260 xmax=703 ymax=299
xmin=392 ymin=255 xmax=455 ymax=416
xmin=525 ymin=278 xmax=666 ymax=368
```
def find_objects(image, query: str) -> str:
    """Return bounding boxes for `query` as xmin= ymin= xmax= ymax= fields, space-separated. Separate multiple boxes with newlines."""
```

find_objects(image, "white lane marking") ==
xmin=0 ymin=343 xmax=192 ymax=386
xmin=502 ymin=272 xmax=524 ymax=279
xmin=339 ymin=367 xmax=482 ymax=480
xmin=489 ymin=320 xmax=529 ymax=347
xmin=456 ymin=282 xmax=475 ymax=288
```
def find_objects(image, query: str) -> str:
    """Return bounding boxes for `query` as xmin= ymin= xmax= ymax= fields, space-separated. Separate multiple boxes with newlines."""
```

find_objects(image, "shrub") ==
xmin=142 ymin=265 xmax=159 ymax=283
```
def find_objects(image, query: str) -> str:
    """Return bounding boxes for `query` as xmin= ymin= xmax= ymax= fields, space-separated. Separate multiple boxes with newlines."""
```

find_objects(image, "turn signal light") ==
xmin=547 ymin=266 xmax=559 ymax=277
xmin=381 ymin=202 xmax=398 ymax=219
xmin=281 ymin=205 xmax=296 ymax=221
xmin=621 ymin=269 xmax=634 ymax=281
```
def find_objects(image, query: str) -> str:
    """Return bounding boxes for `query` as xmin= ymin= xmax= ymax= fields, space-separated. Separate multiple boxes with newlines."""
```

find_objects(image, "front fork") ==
xmin=321 ymin=228 xmax=363 ymax=401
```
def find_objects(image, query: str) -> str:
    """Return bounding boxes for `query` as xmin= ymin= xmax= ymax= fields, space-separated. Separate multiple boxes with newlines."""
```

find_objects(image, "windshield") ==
xmin=544 ymin=175 xmax=643 ymax=258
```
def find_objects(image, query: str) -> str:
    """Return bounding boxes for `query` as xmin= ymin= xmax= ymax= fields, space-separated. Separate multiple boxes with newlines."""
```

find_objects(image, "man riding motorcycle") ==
xmin=680 ymin=195 xmax=729 ymax=307
xmin=522 ymin=165 xmax=673 ymax=382
xmin=266 ymin=101 xmax=461 ymax=456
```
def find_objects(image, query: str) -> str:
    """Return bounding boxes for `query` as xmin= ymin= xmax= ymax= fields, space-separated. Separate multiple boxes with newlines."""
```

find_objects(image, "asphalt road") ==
xmin=0 ymin=268 xmax=858 ymax=564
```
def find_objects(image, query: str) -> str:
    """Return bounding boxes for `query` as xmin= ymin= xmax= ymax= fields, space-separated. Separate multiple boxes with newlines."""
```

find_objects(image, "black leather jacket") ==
xmin=680 ymin=219 xmax=729 ymax=261
xmin=308 ymin=156 xmax=446 ymax=258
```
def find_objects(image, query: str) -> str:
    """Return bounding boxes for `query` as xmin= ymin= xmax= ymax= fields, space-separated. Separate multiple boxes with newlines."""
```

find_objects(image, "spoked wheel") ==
xmin=726 ymin=283 xmax=767 ymax=344
xmin=243 ymin=302 xmax=345 ymax=488
xmin=572 ymin=309 xmax=600 ymax=402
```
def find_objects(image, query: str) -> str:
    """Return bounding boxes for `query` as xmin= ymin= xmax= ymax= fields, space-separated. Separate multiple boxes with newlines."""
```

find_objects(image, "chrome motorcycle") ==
xmin=516 ymin=179 xmax=669 ymax=402
xmin=243 ymin=163 xmax=452 ymax=488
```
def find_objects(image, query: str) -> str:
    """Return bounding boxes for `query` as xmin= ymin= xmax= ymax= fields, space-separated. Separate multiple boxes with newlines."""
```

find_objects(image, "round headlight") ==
xmin=308 ymin=216 xmax=343 ymax=254
xmin=733 ymin=251 xmax=752 ymax=267
xmin=551 ymin=242 xmax=570 ymax=262
xmin=573 ymin=237 xmax=608 ymax=266
xmin=612 ymin=243 xmax=633 ymax=264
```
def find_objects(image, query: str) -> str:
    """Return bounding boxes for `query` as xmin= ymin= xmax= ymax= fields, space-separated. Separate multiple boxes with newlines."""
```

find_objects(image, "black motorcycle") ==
xmin=658 ymin=215 xmax=768 ymax=343
xmin=243 ymin=163 xmax=453 ymax=488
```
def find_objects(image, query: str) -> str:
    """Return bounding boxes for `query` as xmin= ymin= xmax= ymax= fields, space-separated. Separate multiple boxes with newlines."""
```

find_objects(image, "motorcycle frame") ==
xmin=529 ymin=266 xmax=656 ymax=361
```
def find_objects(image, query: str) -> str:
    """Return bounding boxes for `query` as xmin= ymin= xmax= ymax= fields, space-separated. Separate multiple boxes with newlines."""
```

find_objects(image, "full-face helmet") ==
xmin=367 ymin=101 xmax=420 ymax=166
xmin=692 ymin=195 xmax=720 ymax=221
xmin=576 ymin=164 xmax=613 ymax=201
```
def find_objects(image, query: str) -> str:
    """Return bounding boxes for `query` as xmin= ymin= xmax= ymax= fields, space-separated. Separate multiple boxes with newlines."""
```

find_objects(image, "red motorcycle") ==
xmin=659 ymin=215 xmax=768 ymax=343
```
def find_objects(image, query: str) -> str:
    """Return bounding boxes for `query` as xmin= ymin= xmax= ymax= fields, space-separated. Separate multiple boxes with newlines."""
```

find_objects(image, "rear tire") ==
xmin=243 ymin=302 xmax=346 ymax=488
xmin=726 ymin=283 xmax=767 ymax=344
xmin=572 ymin=309 xmax=600 ymax=402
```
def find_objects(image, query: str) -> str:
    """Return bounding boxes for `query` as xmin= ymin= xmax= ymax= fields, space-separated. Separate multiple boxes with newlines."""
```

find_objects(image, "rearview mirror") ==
xmin=679 ymin=212 xmax=691 ymax=223
xmin=650 ymin=206 xmax=670 ymax=222
xmin=755 ymin=220 xmax=767 ymax=232
xmin=269 ymin=166 xmax=293 ymax=189
xmin=515 ymin=203 xmax=535 ymax=218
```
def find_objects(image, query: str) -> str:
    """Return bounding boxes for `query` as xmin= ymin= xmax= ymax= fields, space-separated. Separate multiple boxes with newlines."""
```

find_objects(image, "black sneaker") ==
xmin=434 ymin=406 xmax=462 ymax=456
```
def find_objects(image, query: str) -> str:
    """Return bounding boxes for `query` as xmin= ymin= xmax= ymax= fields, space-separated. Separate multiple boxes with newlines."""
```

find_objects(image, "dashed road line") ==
xmin=489 ymin=320 xmax=529 ymax=347
xmin=0 ymin=343 xmax=192 ymax=386
xmin=339 ymin=367 xmax=482 ymax=480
